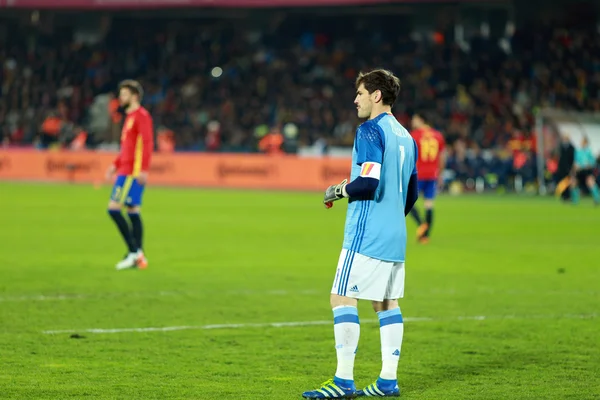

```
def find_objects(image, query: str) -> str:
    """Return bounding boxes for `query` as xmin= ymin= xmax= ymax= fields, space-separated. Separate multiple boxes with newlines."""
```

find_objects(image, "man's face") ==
xmin=119 ymin=88 xmax=134 ymax=108
xmin=411 ymin=115 xmax=424 ymax=130
xmin=354 ymin=83 xmax=375 ymax=119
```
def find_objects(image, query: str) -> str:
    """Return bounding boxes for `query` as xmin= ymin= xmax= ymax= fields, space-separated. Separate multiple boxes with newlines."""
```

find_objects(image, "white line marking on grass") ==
xmin=0 ymin=289 xmax=320 ymax=303
xmin=0 ymin=294 xmax=88 ymax=302
xmin=43 ymin=320 xmax=355 ymax=335
xmin=4 ymin=289 xmax=599 ymax=303
xmin=41 ymin=314 xmax=597 ymax=335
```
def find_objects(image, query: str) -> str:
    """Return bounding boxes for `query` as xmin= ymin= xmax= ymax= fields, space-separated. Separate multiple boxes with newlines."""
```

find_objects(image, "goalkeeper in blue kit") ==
xmin=303 ymin=69 xmax=418 ymax=399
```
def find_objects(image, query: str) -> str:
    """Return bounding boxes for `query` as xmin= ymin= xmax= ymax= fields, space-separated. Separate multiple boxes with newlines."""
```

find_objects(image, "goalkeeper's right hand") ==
xmin=323 ymin=179 xmax=348 ymax=208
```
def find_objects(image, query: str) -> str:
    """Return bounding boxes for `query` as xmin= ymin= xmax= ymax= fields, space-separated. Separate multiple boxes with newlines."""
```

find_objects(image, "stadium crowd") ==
xmin=1 ymin=12 xmax=599 ymax=187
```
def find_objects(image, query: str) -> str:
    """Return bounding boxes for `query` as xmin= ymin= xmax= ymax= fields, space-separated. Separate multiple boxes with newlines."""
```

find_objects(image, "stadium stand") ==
xmin=1 ymin=4 xmax=599 ymax=190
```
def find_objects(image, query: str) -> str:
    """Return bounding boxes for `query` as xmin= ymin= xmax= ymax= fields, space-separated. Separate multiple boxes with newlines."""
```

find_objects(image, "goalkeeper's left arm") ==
xmin=323 ymin=163 xmax=380 ymax=204
xmin=323 ymin=164 xmax=418 ymax=216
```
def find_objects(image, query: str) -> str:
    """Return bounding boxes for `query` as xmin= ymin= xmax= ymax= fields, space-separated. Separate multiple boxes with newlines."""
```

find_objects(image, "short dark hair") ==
xmin=412 ymin=111 xmax=429 ymax=124
xmin=355 ymin=69 xmax=401 ymax=106
xmin=118 ymin=79 xmax=144 ymax=100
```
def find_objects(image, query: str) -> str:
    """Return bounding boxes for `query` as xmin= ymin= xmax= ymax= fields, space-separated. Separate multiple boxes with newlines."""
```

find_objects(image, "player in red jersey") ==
xmin=409 ymin=113 xmax=446 ymax=243
xmin=106 ymin=80 xmax=154 ymax=270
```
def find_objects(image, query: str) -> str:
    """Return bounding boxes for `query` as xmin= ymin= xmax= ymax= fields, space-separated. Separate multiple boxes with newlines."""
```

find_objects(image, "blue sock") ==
xmin=332 ymin=306 xmax=360 ymax=383
xmin=590 ymin=185 xmax=600 ymax=203
xmin=571 ymin=187 xmax=580 ymax=204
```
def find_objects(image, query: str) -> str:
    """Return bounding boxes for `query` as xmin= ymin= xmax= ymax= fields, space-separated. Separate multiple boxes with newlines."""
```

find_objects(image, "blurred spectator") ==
xmin=258 ymin=127 xmax=284 ymax=155
xmin=1 ymin=8 xmax=600 ymax=190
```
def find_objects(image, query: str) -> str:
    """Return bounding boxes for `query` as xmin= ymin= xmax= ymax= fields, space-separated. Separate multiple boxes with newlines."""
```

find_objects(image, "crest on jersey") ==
xmin=125 ymin=118 xmax=134 ymax=131
xmin=121 ymin=117 xmax=135 ymax=141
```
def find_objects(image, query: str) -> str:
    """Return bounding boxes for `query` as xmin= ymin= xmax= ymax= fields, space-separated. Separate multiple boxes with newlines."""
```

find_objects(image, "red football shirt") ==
xmin=411 ymin=127 xmax=446 ymax=180
xmin=113 ymin=107 xmax=154 ymax=176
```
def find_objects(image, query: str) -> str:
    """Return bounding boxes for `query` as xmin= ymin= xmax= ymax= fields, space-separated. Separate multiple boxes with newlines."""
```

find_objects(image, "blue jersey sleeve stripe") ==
xmin=348 ymin=202 xmax=368 ymax=254
xmin=352 ymin=202 xmax=369 ymax=253
xmin=356 ymin=205 xmax=371 ymax=254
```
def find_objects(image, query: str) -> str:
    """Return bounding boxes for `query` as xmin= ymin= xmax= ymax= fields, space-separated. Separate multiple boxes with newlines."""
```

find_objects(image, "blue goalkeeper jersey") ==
xmin=575 ymin=147 xmax=597 ymax=169
xmin=342 ymin=112 xmax=418 ymax=263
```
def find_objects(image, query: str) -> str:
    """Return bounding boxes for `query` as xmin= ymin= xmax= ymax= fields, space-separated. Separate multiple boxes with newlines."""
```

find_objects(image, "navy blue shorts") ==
xmin=110 ymin=175 xmax=145 ymax=207
xmin=418 ymin=179 xmax=437 ymax=200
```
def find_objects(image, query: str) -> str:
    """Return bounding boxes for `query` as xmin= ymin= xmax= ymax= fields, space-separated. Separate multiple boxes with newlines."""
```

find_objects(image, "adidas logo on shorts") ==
xmin=349 ymin=285 xmax=359 ymax=293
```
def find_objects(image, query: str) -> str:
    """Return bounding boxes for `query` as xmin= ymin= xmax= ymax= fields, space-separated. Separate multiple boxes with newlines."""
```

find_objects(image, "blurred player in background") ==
xmin=303 ymin=69 xmax=418 ymax=399
xmin=572 ymin=137 xmax=600 ymax=205
xmin=106 ymin=80 xmax=154 ymax=270
xmin=554 ymin=133 xmax=575 ymax=202
xmin=409 ymin=112 xmax=446 ymax=244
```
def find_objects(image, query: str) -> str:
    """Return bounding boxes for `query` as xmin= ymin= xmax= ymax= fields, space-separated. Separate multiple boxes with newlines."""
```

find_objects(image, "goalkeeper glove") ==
xmin=323 ymin=179 xmax=348 ymax=206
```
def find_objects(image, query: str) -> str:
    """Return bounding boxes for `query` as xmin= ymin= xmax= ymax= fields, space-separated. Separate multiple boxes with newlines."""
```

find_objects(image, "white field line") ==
xmin=42 ymin=313 xmax=597 ymax=335
xmin=3 ymin=289 xmax=599 ymax=303
xmin=0 ymin=289 xmax=320 ymax=303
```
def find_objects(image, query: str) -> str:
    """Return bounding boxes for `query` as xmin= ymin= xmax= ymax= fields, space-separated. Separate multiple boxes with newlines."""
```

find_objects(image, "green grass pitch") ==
xmin=0 ymin=182 xmax=598 ymax=399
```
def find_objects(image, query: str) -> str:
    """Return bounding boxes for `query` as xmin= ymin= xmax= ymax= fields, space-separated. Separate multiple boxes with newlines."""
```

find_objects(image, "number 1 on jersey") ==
xmin=399 ymin=145 xmax=405 ymax=193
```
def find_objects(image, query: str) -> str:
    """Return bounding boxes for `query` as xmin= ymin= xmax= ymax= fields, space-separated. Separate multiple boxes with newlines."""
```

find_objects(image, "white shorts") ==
xmin=331 ymin=249 xmax=405 ymax=302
